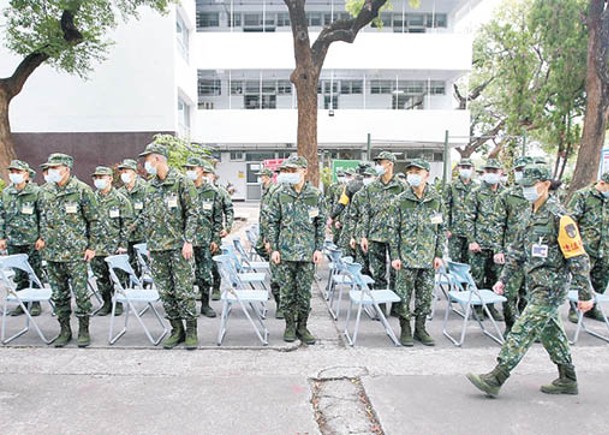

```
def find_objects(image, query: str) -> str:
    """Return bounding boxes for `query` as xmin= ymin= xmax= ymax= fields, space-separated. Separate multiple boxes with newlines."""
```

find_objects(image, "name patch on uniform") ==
xmin=109 ymin=209 xmax=120 ymax=218
xmin=21 ymin=205 xmax=34 ymax=215
xmin=134 ymin=202 xmax=144 ymax=210
xmin=430 ymin=212 xmax=443 ymax=225
xmin=203 ymin=202 xmax=213 ymax=211
xmin=167 ymin=196 xmax=178 ymax=209
xmin=309 ymin=207 xmax=319 ymax=219
xmin=65 ymin=203 xmax=78 ymax=214
xmin=532 ymin=243 xmax=548 ymax=258
xmin=558 ymin=216 xmax=586 ymax=259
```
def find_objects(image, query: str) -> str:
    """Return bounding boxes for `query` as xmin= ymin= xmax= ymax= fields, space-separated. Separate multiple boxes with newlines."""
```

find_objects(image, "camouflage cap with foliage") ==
xmin=373 ymin=151 xmax=396 ymax=163
xmin=458 ymin=158 xmax=474 ymax=167
xmin=7 ymin=159 xmax=30 ymax=172
xmin=483 ymin=158 xmax=502 ymax=170
xmin=92 ymin=166 xmax=113 ymax=177
xmin=138 ymin=142 xmax=168 ymax=158
xmin=46 ymin=153 xmax=73 ymax=168
xmin=284 ymin=155 xmax=308 ymax=169
xmin=518 ymin=164 xmax=552 ymax=187
xmin=117 ymin=159 xmax=138 ymax=171
xmin=406 ymin=158 xmax=430 ymax=171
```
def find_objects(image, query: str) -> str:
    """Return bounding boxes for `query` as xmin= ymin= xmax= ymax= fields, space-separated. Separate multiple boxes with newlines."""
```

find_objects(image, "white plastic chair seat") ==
xmin=115 ymin=290 xmax=160 ymax=303
xmin=448 ymin=289 xmax=507 ymax=305
xmin=333 ymin=274 xmax=374 ymax=285
xmin=242 ymin=261 xmax=270 ymax=270
xmin=6 ymin=288 xmax=52 ymax=302
xmin=222 ymin=290 xmax=268 ymax=303
xmin=238 ymin=272 xmax=266 ymax=283
xmin=349 ymin=289 xmax=401 ymax=305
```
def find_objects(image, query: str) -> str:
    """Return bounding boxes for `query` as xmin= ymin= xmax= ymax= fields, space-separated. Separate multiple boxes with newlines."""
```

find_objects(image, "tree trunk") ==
xmin=293 ymin=68 xmax=320 ymax=186
xmin=0 ymin=88 xmax=17 ymax=179
xmin=569 ymin=0 xmax=609 ymax=198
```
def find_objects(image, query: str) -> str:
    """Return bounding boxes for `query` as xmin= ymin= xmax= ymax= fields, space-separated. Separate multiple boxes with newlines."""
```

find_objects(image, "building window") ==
xmin=199 ymin=79 xmax=221 ymax=96
xmin=277 ymin=13 xmax=290 ymax=27
xmin=370 ymin=80 xmax=392 ymax=94
xmin=230 ymin=152 xmax=244 ymax=161
xmin=246 ymin=152 xmax=275 ymax=162
xmin=307 ymin=12 xmax=322 ymax=27
xmin=277 ymin=80 xmax=292 ymax=95
xmin=178 ymin=98 xmax=191 ymax=137
xmin=228 ymin=12 xmax=242 ymax=28
xmin=340 ymin=80 xmax=363 ymax=95
xmin=197 ymin=12 xmax=219 ymax=30
xmin=430 ymin=81 xmax=446 ymax=95
xmin=231 ymin=81 xmax=244 ymax=95
xmin=176 ymin=14 xmax=189 ymax=61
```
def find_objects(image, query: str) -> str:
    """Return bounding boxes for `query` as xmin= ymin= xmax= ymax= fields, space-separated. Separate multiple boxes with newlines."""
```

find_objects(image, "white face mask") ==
xmin=278 ymin=173 xmax=301 ymax=185
xmin=522 ymin=185 xmax=540 ymax=202
xmin=407 ymin=173 xmax=423 ymax=187
xmin=459 ymin=168 xmax=472 ymax=179
xmin=514 ymin=171 xmax=523 ymax=182
xmin=483 ymin=173 xmax=500 ymax=185
xmin=94 ymin=179 xmax=108 ymax=190
xmin=186 ymin=170 xmax=198 ymax=181
xmin=144 ymin=161 xmax=157 ymax=176
xmin=47 ymin=168 xmax=62 ymax=184
xmin=120 ymin=172 xmax=133 ymax=184
xmin=9 ymin=173 xmax=25 ymax=185
xmin=375 ymin=165 xmax=386 ymax=176
xmin=500 ymin=175 xmax=508 ymax=184
xmin=337 ymin=176 xmax=345 ymax=184
xmin=362 ymin=177 xmax=374 ymax=186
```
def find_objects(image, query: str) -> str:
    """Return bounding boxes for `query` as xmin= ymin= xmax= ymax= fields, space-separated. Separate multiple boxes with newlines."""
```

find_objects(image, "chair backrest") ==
xmin=105 ymin=254 xmax=142 ymax=290
xmin=212 ymin=254 xmax=239 ymax=290
xmin=245 ymin=229 xmax=257 ymax=246
xmin=446 ymin=261 xmax=476 ymax=290
xmin=221 ymin=244 xmax=246 ymax=272
xmin=132 ymin=243 xmax=151 ymax=271
xmin=233 ymin=239 xmax=252 ymax=264
xmin=0 ymin=254 xmax=43 ymax=289
xmin=345 ymin=262 xmax=366 ymax=288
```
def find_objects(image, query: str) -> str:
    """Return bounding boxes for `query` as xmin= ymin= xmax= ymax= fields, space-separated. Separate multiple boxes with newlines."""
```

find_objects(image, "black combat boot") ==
xmin=77 ymin=316 xmax=91 ymax=348
xmin=54 ymin=317 xmax=72 ymax=348
xmin=296 ymin=314 xmax=316 ymax=345
xmin=466 ymin=365 xmax=510 ymax=398
xmin=413 ymin=315 xmax=435 ymax=346
xmin=184 ymin=320 xmax=198 ymax=350
xmin=399 ymin=317 xmax=413 ymax=347
xmin=283 ymin=313 xmax=297 ymax=342
xmin=163 ymin=320 xmax=186 ymax=349
xmin=540 ymin=364 xmax=578 ymax=395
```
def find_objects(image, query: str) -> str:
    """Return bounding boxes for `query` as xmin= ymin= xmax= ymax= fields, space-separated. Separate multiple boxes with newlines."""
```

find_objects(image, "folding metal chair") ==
xmin=0 ymin=254 xmax=57 ymax=344
xmin=343 ymin=262 xmax=401 ymax=347
xmin=85 ymin=265 xmax=105 ymax=316
xmin=245 ymin=227 xmax=261 ymax=260
xmin=442 ymin=261 xmax=507 ymax=346
xmin=105 ymin=255 xmax=168 ymax=346
xmin=221 ymin=245 xmax=268 ymax=289
xmin=132 ymin=243 xmax=154 ymax=288
xmin=233 ymin=238 xmax=270 ymax=272
xmin=212 ymin=255 xmax=269 ymax=346
xmin=567 ymin=290 xmax=609 ymax=344
xmin=429 ymin=263 xmax=451 ymax=320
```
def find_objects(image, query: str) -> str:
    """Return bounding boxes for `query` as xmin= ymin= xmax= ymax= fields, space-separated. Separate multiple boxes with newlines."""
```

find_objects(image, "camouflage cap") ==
xmin=283 ymin=155 xmax=308 ymax=169
xmin=344 ymin=167 xmax=356 ymax=176
xmin=7 ymin=159 xmax=30 ymax=172
xmin=406 ymin=158 xmax=430 ymax=171
xmin=201 ymin=161 xmax=215 ymax=174
xmin=600 ymin=172 xmax=609 ymax=183
xmin=373 ymin=151 xmax=396 ymax=163
xmin=483 ymin=158 xmax=502 ymax=170
xmin=396 ymin=172 xmax=406 ymax=179
xmin=184 ymin=156 xmax=207 ymax=168
xmin=117 ymin=159 xmax=138 ymax=171
xmin=256 ymin=168 xmax=274 ymax=177
xmin=363 ymin=166 xmax=378 ymax=177
xmin=138 ymin=142 xmax=168 ymax=158
xmin=518 ymin=164 xmax=552 ymax=187
xmin=28 ymin=167 xmax=36 ymax=178
xmin=92 ymin=166 xmax=113 ymax=177
xmin=457 ymin=158 xmax=474 ymax=167
xmin=46 ymin=153 xmax=73 ymax=168
xmin=336 ymin=169 xmax=345 ymax=177
xmin=513 ymin=156 xmax=533 ymax=170
xmin=533 ymin=156 xmax=548 ymax=165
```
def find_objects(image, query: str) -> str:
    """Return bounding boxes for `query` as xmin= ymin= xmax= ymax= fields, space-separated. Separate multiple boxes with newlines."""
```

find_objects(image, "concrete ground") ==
xmin=1 ymin=203 xmax=608 ymax=434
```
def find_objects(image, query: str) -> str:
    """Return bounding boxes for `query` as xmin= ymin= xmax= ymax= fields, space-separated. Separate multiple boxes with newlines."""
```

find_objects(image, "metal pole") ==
xmin=366 ymin=133 xmax=371 ymax=161
xmin=443 ymin=130 xmax=450 ymax=190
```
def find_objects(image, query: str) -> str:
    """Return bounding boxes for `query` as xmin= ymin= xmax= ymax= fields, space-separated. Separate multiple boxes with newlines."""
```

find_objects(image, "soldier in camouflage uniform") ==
xmin=184 ymin=157 xmax=222 ymax=318
xmin=268 ymin=156 xmax=326 ymax=344
xmin=210 ymin=171 xmax=234 ymax=300
xmin=360 ymin=151 xmax=406 ymax=299
xmin=464 ymin=158 xmax=505 ymax=321
xmin=388 ymin=159 xmax=446 ymax=346
xmin=0 ymin=160 xmax=45 ymax=316
xmin=139 ymin=143 xmax=199 ymax=350
xmin=493 ymin=156 xmax=534 ymax=334
xmin=89 ymin=166 xmax=134 ymax=317
xmin=567 ymin=171 xmax=609 ymax=322
xmin=444 ymin=158 xmax=476 ymax=264
xmin=326 ymin=169 xmax=345 ymax=245
xmin=117 ymin=159 xmax=147 ymax=276
xmin=467 ymin=164 xmax=594 ymax=397
xmin=255 ymin=167 xmax=283 ymax=318
xmin=39 ymin=153 xmax=99 ymax=348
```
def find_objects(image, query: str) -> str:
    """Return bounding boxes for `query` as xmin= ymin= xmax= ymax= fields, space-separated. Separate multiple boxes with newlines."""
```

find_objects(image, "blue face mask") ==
xmin=277 ymin=173 xmax=300 ymax=185
xmin=375 ymin=165 xmax=386 ymax=176
xmin=407 ymin=173 xmax=422 ymax=187
xmin=602 ymin=190 xmax=609 ymax=199
xmin=522 ymin=185 xmax=540 ymax=202
xmin=483 ymin=173 xmax=500 ymax=185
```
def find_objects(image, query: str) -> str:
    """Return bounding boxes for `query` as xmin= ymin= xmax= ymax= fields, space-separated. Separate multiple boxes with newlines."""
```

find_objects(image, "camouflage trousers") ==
xmin=278 ymin=261 xmax=314 ymax=319
xmin=354 ymin=245 xmax=372 ymax=277
xmin=90 ymin=256 xmax=113 ymax=302
xmin=504 ymin=269 xmax=527 ymax=328
xmin=369 ymin=241 xmax=395 ymax=290
xmin=498 ymin=288 xmax=571 ymax=372
xmin=7 ymin=244 xmax=44 ymax=290
xmin=448 ymin=235 xmax=469 ymax=264
xmin=211 ymin=260 xmax=221 ymax=292
xmin=590 ymin=255 xmax=609 ymax=295
xmin=149 ymin=249 xmax=197 ymax=321
xmin=127 ymin=240 xmax=144 ymax=278
xmin=47 ymin=260 xmax=92 ymax=319
xmin=470 ymin=249 xmax=501 ymax=290
xmin=394 ymin=267 xmax=435 ymax=321
xmin=193 ymin=245 xmax=214 ymax=301
xmin=332 ymin=223 xmax=342 ymax=245
xmin=255 ymin=235 xmax=270 ymax=261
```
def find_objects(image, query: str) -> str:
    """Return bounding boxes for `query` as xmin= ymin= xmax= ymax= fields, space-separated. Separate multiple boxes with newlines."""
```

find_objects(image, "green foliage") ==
xmin=3 ymin=0 xmax=173 ymax=78
xmin=320 ymin=166 xmax=332 ymax=192
xmin=345 ymin=0 xmax=419 ymax=28
xmin=152 ymin=134 xmax=213 ymax=171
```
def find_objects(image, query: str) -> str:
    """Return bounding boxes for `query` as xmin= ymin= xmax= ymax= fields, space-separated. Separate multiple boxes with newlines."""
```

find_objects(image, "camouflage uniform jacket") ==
xmin=568 ymin=185 xmax=609 ymax=259
xmin=360 ymin=175 xmax=406 ymax=243
xmin=193 ymin=182 xmax=222 ymax=248
xmin=119 ymin=177 xmax=147 ymax=242
xmin=92 ymin=188 xmax=134 ymax=256
xmin=464 ymin=182 xmax=505 ymax=249
xmin=216 ymin=185 xmax=234 ymax=232
xmin=495 ymin=185 xmax=529 ymax=253
xmin=268 ymin=182 xmax=326 ymax=262
xmin=341 ymin=184 xmax=368 ymax=243
xmin=259 ymin=183 xmax=280 ymax=243
xmin=325 ymin=181 xmax=344 ymax=219
xmin=39 ymin=176 xmax=99 ymax=262
xmin=388 ymin=185 xmax=446 ymax=269
xmin=0 ymin=182 xmax=42 ymax=246
xmin=500 ymin=197 xmax=592 ymax=301
xmin=141 ymin=168 xmax=197 ymax=252
xmin=443 ymin=177 xmax=476 ymax=237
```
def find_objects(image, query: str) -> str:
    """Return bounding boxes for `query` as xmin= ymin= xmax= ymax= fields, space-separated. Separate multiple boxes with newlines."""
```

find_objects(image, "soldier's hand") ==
xmin=446 ymin=231 xmax=452 ymax=239
xmin=361 ymin=237 xmax=369 ymax=253
xmin=265 ymin=242 xmax=271 ymax=253
xmin=210 ymin=242 xmax=218 ymax=253
xmin=469 ymin=242 xmax=481 ymax=253
xmin=34 ymin=238 xmax=45 ymax=251
xmin=391 ymin=259 xmax=401 ymax=270
xmin=0 ymin=239 xmax=6 ymax=251
xmin=578 ymin=299 xmax=594 ymax=313
xmin=271 ymin=251 xmax=281 ymax=265
xmin=493 ymin=253 xmax=506 ymax=265
xmin=327 ymin=218 xmax=333 ymax=229
xmin=313 ymin=250 xmax=323 ymax=264
xmin=433 ymin=257 xmax=443 ymax=270
xmin=219 ymin=229 xmax=229 ymax=238
xmin=492 ymin=281 xmax=505 ymax=295
xmin=349 ymin=238 xmax=357 ymax=249
xmin=83 ymin=249 xmax=95 ymax=262
xmin=334 ymin=221 xmax=342 ymax=229
xmin=117 ymin=247 xmax=128 ymax=254
xmin=182 ymin=242 xmax=193 ymax=260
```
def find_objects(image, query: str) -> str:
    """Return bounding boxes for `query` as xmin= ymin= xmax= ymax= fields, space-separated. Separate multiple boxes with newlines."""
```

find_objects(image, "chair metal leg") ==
xmin=217 ymin=301 xmax=229 ymax=346
xmin=372 ymin=303 xmax=400 ymax=346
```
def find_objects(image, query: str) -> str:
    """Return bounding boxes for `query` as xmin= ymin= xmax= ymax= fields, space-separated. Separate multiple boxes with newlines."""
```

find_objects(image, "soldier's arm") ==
xmin=119 ymin=193 xmax=134 ymax=249
xmin=566 ymin=190 xmax=585 ymax=224
xmin=81 ymin=186 xmax=100 ymax=251
xmin=435 ymin=201 xmax=448 ymax=259
xmin=212 ymin=193 xmax=223 ymax=246
xmin=315 ymin=193 xmax=327 ymax=251
xmin=557 ymin=214 xmax=593 ymax=301
xmin=359 ymin=189 xmax=371 ymax=240
xmin=267 ymin=190 xmax=281 ymax=251
xmin=494 ymin=193 xmax=508 ymax=253
xmin=223 ymin=192 xmax=234 ymax=232
xmin=442 ymin=184 xmax=453 ymax=229
xmin=499 ymin=228 xmax=526 ymax=284
xmin=181 ymin=179 xmax=198 ymax=244
xmin=463 ymin=191 xmax=477 ymax=244
xmin=0 ymin=195 xmax=6 ymax=241
xmin=388 ymin=200 xmax=401 ymax=260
